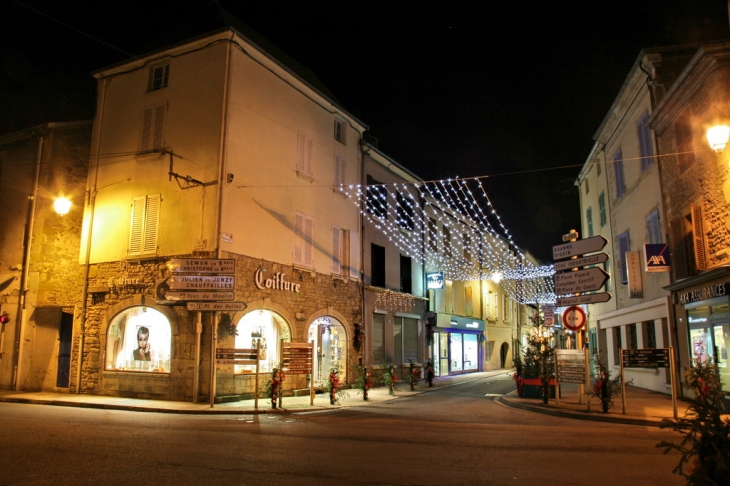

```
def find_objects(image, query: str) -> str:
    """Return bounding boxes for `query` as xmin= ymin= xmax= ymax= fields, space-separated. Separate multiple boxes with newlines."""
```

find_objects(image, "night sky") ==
xmin=3 ymin=0 xmax=729 ymax=262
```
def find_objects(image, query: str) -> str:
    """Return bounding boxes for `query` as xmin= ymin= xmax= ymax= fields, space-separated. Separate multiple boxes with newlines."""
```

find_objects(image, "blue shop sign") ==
xmin=426 ymin=272 xmax=444 ymax=289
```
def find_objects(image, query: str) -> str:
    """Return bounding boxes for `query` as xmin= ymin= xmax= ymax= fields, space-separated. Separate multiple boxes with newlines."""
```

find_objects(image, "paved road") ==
xmin=0 ymin=374 xmax=684 ymax=485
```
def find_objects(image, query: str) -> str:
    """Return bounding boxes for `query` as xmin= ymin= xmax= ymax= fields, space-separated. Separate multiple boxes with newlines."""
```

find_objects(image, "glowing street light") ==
xmin=707 ymin=125 xmax=730 ymax=153
xmin=53 ymin=197 xmax=72 ymax=215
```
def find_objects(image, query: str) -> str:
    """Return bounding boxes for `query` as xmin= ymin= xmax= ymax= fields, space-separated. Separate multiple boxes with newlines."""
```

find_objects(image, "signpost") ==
xmin=556 ymin=292 xmax=612 ymax=307
xmin=620 ymin=347 xmax=677 ymax=418
xmin=555 ymin=267 xmax=610 ymax=295
xmin=215 ymin=344 xmax=261 ymax=409
xmin=552 ymin=235 xmax=608 ymax=261
xmin=562 ymin=306 xmax=586 ymax=331
xmin=555 ymin=349 xmax=592 ymax=412
xmin=187 ymin=302 xmax=246 ymax=311
xmin=168 ymin=258 xmax=236 ymax=274
xmin=166 ymin=275 xmax=235 ymax=290
xmin=281 ymin=341 xmax=315 ymax=405
xmin=161 ymin=291 xmax=235 ymax=301
xmin=553 ymin=253 xmax=609 ymax=272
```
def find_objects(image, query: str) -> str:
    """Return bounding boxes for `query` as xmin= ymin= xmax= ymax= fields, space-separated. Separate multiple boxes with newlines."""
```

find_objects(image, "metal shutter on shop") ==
xmin=403 ymin=318 xmax=418 ymax=362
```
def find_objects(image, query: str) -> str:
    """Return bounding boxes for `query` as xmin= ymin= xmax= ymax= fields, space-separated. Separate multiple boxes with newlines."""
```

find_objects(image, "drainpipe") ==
xmin=13 ymin=136 xmax=43 ymax=390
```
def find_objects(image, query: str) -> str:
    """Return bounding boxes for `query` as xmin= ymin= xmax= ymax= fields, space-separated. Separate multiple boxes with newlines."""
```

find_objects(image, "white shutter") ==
xmin=129 ymin=197 xmax=146 ymax=256
xmin=293 ymin=212 xmax=303 ymax=265
xmin=334 ymin=153 xmax=345 ymax=189
xmin=349 ymin=230 xmax=360 ymax=278
xmin=303 ymin=215 xmax=313 ymax=266
xmin=143 ymin=194 xmax=160 ymax=254
xmin=297 ymin=133 xmax=313 ymax=177
xmin=141 ymin=104 xmax=165 ymax=151
xmin=152 ymin=105 xmax=165 ymax=149
xmin=332 ymin=225 xmax=342 ymax=274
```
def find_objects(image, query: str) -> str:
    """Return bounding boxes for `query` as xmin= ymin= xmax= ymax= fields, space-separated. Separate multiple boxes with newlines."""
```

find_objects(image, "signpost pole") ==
xmin=620 ymin=348 xmax=626 ymax=415
xmin=255 ymin=339 xmax=260 ymax=410
xmin=670 ymin=346 xmax=677 ymax=419
xmin=310 ymin=341 xmax=314 ymax=406
xmin=585 ymin=346 xmax=591 ymax=412
xmin=193 ymin=311 xmax=202 ymax=403
xmin=210 ymin=313 xmax=218 ymax=408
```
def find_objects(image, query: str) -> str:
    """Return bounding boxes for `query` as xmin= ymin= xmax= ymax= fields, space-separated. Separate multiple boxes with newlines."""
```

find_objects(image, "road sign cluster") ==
xmin=553 ymin=235 xmax=612 ymax=311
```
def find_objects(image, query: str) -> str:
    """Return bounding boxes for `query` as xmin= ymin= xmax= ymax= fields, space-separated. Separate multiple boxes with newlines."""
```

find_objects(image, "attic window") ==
xmin=334 ymin=119 xmax=346 ymax=144
xmin=148 ymin=63 xmax=170 ymax=91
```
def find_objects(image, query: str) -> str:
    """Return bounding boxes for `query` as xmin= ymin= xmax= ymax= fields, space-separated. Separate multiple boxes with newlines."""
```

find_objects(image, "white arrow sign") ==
xmin=168 ymin=258 xmax=236 ymax=274
xmin=554 ymin=252 xmax=609 ymax=272
xmin=187 ymin=302 xmax=247 ymax=311
xmin=161 ymin=291 xmax=235 ymax=301
xmin=557 ymin=292 xmax=612 ymax=306
xmin=554 ymin=267 xmax=609 ymax=294
xmin=552 ymin=236 xmax=608 ymax=261
xmin=166 ymin=275 xmax=235 ymax=290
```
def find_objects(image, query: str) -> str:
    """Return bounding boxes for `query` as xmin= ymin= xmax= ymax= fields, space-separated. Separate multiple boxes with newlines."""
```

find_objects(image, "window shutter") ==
xmin=152 ymin=105 xmax=165 ymax=149
xmin=141 ymin=105 xmax=165 ymax=151
xmin=297 ymin=133 xmax=313 ymax=177
xmin=618 ymin=232 xmax=630 ymax=284
xmin=614 ymin=149 xmax=625 ymax=198
xmin=403 ymin=319 xmax=418 ymax=362
xmin=303 ymin=214 xmax=313 ymax=266
xmin=334 ymin=154 xmax=345 ymax=189
xmin=465 ymin=285 xmax=473 ymax=317
xmin=587 ymin=207 xmax=593 ymax=237
xmin=372 ymin=314 xmax=385 ymax=365
xmin=638 ymin=112 xmax=653 ymax=171
xmin=670 ymin=217 xmax=689 ymax=280
xmin=143 ymin=194 xmax=160 ymax=254
xmin=129 ymin=197 xmax=146 ymax=256
xmin=332 ymin=225 xmax=342 ymax=274
xmin=646 ymin=209 xmax=661 ymax=244
xmin=691 ymin=204 xmax=707 ymax=271
xmin=349 ymin=230 xmax=359 ymax=278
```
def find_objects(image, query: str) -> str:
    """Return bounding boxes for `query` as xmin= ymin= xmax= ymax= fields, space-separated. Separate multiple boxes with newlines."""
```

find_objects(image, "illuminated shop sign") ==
xmin=678 ymin=283 xmax=726 ymax=305
xmin=443 ymin=315 xmax=486 ymax=332
xmin=254 ymin=268 xmax=301 ymax=293
xmin=426 ymin=272 xmax=444 ymax=290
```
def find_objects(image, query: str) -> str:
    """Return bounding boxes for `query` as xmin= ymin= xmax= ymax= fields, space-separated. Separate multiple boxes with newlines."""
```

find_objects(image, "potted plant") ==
xmin=589 ymin=355 xmax=623 ymax=413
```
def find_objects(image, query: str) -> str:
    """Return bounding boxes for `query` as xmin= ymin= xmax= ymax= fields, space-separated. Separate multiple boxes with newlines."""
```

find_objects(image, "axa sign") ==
xmin=644 ymin=244 xmax=670 ymax=273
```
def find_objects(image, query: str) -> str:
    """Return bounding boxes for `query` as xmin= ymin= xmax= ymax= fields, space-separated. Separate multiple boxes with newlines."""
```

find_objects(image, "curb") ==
xmin=497 ymin=392 xmax=666 ymax=428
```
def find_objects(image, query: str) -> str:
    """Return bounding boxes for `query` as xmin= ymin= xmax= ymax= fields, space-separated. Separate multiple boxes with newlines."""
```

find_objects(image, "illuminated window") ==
xmin=105 ymin=306 xmax=171 ymax=373
xmin=234 ymin=311 xmax=291 ymax=374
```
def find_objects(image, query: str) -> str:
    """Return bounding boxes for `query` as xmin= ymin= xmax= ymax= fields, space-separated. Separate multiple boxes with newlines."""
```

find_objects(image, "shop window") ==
xmin=450 ymin=334 xmax=463 ymax=372
xmin=105 ymin=306 xmax=171 ymax=373
xmin=372 ymin=313 xmax=386 ymax=365
xmin=629 ymin=324 xmax=638 ymax=349
xmin=234 ymin=310 xmax=290 ymax=374
xmin=646 ymin=321 xmax=657 ymax=349
xmin=463 ymin=334 xmax=478 ymax=371
xmin=307 ymin=318 xmax=345 ymax=384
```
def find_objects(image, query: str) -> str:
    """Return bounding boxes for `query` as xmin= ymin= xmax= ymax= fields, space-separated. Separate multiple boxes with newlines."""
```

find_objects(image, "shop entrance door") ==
xmin=56 ymin=312 xmax=73 ymax=388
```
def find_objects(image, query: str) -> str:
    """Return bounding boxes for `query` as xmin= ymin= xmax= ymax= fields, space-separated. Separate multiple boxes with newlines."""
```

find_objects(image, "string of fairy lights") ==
xmin=340 ymin=177 xmax=559 ymax=304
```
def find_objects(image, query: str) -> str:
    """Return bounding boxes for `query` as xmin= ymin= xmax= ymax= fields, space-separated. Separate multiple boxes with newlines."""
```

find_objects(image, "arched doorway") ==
xmin=307 ymin=317 xmax=346 ymax=385
xmin=500 ymin=342 xmax=509 ymax=368
xmin=234 ymin=310 xmax=291 ymax=374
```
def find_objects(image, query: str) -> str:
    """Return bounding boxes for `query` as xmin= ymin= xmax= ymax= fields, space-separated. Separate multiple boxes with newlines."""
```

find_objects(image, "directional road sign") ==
xmin=555 ymin=267 xmax=609 ymax=295
xmin=557 ymin=292 xmax=612 ymax=307
xmin=161 ymin=291 xmax=235 ymax=301
xmin=165 ymin=275 xmax=235 ymax=290
xmin=554 ymin=252 xmax=609 ymax=272
xmin=623 ymin=348 xmax=670 ymax=368
xmin=187 ymin=302 xmax=247 ymax=311
xmin=553 ymin=235 xmax=608 ymax=261
xmin=168 ymin=258 xmax=236 ymax=274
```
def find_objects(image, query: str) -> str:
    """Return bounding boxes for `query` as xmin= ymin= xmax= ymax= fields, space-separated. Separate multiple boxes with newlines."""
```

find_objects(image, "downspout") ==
xmin=13 ymin=136 xmax=43 ymax=390
xmin=76 ymin=77 xmax=106 ymax=394
xmin=208 ymin=34 xmax=234 ymax=406
xmin=359 ymin=140 xmax=368 ymax=377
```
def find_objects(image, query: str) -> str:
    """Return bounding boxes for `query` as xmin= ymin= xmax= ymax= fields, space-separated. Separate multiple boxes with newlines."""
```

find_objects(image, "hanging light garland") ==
xmin=341 ymin=176 xmax=557 ymax=304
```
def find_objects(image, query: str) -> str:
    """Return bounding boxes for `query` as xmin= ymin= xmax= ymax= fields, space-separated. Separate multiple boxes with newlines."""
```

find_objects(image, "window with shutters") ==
xmin=129 ymin=194 xmax=160 ymax=257
xmin=674 ymin=112 xmax=695 ymax=173
xmin=147 ymin=62 xmax=170 ymax=91
xmin=366 ymin=175 xmax=388 ymax=219
xmin=348 ymin=230 xmax=359 ymax=278
xmin=428 ymin=218 xmax=438 ymax=252
xmin=334 ymin=119 xmax=346 ymax=144
xmin=614 ymin=148 xmax=626 ymax=199
xmin=646 ymin=209 xmax=661 ymax=244
xmin=140 ymin=104 xmax=165 ymax=152
xmin=586 ymin=207 xmax=594 ymax=237
xmin=638 ymin=111 xmax=654 ymax=171
xmin=618 ymin=231 xmax=630 ymax=284
xmin=398 ymin=317 xmax=418 ymax=363
xmin=371 ymin=243 xmax=385 ymax=287
xmin=463 ymin=234 xmax=471 ymax=261
xmin=599 ymin=192 xmax=607 ymax=227
xmin=502 ymin=294 xmax=510 ymax=322
xmin=297 ymin=132 xmax=314 ymax=179
xmin=372 ymin=313 xmax=385 ymax=365
xmin=443 ymin=226 xmax=452 ymax=257
xmin=400 ymin=254 xmax=412 ymax=293
xmin=331 ymin=225 xmax=350 ymax=275
xmin=396 ymin=192 xmax=414 ymax=231
xmin=691 ymin=204 xmax=707 ymax=272
xmin=293 ymin=211 xmax=313 ymax=267
xmin=465 ymin=285 xmax=473 ymax=317
xmin=333 ymin=153 xmax=346 ymax=192
xmin=670 ymin=205 xmax=707 ymax=280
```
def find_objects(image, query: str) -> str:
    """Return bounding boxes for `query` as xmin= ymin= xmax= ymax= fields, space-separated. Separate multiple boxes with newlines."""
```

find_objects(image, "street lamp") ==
xmin=707 ymin=125 xmax=730 ymax=153
xmin=53 ymin=197 xmax=72 ymax=215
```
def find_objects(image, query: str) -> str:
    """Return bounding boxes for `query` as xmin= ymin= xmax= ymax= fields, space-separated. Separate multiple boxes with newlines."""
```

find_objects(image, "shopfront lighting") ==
xmin=707 ymin=125 xmax=730 ymax=153
xmin=53 ymin=197 xmax=72 ymax=215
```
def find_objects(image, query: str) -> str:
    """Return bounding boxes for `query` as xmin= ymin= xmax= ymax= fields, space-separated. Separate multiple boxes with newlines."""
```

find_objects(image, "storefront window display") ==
xmin=234 ymin=310 xmax=291 ymax=375
xmin=463 ymin=334 xmax=478 ymax=371
xmin=450 ymin=334 xmax=463 ymax=372
xmin=433 ymin=331 xmax=481 ymax=375
xmin=105 ymin=306 xmax=171 ymax=373
xmin=307 ymin=317 xmax=346 ymax=384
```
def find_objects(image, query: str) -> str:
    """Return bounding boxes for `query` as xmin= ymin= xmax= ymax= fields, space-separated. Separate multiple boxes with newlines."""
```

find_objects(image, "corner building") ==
xmin=75 ymin=25 xmax=366 ymax=401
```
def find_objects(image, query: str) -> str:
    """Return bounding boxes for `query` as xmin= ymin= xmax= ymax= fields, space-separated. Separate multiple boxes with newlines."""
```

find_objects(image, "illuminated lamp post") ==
xmin=707 ymin=125 xmax=730 ymax=153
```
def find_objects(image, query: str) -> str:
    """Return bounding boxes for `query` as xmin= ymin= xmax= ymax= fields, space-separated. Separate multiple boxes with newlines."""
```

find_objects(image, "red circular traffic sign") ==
xmin=562 ymin=306 xmax=586 ymax=331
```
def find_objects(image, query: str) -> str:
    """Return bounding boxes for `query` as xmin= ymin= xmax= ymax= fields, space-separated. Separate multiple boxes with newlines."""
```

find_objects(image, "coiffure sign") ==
xmin=254 ymin=268 xmax=300 ymax=293
xmin=678 ymin=283 xmax=726 ymax=305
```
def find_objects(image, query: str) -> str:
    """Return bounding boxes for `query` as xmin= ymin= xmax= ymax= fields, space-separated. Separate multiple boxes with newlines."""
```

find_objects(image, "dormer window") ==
xmin=334 ymin=119 xmax=346 ymax=144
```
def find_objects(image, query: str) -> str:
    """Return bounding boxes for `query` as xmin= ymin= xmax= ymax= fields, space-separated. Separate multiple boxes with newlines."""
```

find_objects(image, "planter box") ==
xmin=518 ymin=377 xmax=555 ymax=399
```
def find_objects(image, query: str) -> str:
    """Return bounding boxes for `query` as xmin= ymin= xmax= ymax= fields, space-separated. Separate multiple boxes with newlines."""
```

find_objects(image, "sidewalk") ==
xmin=0 ymin=369 xmax=687 ymax=427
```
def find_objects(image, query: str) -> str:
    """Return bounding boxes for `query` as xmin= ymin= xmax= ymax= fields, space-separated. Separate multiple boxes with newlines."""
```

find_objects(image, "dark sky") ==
xmin=3 ymin=0 xmax=729 ymax=262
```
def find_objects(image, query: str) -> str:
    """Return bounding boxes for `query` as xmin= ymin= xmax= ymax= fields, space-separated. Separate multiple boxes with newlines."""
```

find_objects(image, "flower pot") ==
xmin=520 ymin=377 xmax=555 ymax=399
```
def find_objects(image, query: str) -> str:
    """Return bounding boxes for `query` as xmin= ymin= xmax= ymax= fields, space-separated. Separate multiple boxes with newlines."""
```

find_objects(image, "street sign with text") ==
xmin=165 ymin=275 xmax=235 ymax=291
xmin=552 ymin=236 xmax=608 ymax=261
xmin=553 ymin=252 xmax=609 ymax=272
xmin=168 ymin=258 xmax=236 ymax=274
xmin=162 ymin=291 xmax=235 ymax=301
xmin=557 ymin=292 xmax=612 ymax=307
xmin=622 ymin=348 xmax=670 ymax=368
xmin=187 ymin=302 xmax=247 ymax=311
xmin=555 ymin=267 xmax=609 ymax=295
